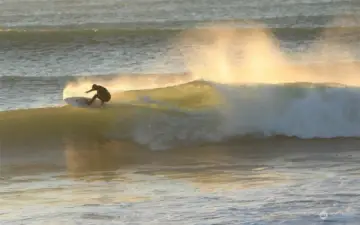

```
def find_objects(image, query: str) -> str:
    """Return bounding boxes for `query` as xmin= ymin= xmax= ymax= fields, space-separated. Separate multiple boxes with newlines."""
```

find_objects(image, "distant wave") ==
xmin=0 ymin=18 xmax=359 ymax=45
xmin=2 ymin=81 xmax=360 ymax=151
xmin=1 ymin=24 xmax=358 ymax=35
xmin=2 ymin=59 xmax=360 ymax=82
xmin=1 ymin=13 xmax=358 ymax=31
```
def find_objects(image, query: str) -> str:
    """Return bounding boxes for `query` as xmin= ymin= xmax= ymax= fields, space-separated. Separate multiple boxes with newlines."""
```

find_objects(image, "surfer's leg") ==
xmin=88 ymin=94 xmax=98 ymax=105
xmin=98 ymin=94 xmax=110 ymax=106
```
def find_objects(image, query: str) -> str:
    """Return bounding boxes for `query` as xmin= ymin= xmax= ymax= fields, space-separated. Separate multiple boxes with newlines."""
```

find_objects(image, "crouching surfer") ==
xmin=85 ymin=84 xmax=111 ymax=106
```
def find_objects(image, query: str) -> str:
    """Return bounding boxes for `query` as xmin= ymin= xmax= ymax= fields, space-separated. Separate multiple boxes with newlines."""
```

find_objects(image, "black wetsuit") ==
xmin=88 ymin=86 xmax=111 ymax=105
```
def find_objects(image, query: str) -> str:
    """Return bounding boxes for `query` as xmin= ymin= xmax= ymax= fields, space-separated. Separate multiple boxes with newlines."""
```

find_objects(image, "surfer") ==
xmin=85 ymin=84 xmax=111 ymax=106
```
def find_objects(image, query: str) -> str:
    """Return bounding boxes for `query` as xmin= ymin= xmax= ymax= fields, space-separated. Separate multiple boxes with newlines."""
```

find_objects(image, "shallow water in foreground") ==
xmin=1 ymin=139 xmax=360 ymax=224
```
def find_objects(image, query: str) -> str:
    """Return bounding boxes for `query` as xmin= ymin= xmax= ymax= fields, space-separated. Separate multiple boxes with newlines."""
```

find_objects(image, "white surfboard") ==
xmin=64 ymin=97 xmax=103 ymax=108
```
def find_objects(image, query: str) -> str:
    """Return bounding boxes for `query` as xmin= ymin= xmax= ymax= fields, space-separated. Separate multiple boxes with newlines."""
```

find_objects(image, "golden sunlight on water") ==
xmin=1 ymin=138 xmax=360 ymax=224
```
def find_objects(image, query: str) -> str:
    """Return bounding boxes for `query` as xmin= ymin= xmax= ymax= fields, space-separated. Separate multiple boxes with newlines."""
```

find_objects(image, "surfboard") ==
xmin=64 ymin=97 xmax=103 ymax=108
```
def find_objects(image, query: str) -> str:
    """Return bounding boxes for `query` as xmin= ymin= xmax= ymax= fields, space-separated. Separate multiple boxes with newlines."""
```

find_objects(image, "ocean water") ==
xmin=1 ymin=0 xmax=360 ymax=224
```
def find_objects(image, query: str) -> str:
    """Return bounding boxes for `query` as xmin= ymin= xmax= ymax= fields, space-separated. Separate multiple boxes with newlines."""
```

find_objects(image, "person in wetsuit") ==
xmin=85 ymin=84 xmax=111 ymax=106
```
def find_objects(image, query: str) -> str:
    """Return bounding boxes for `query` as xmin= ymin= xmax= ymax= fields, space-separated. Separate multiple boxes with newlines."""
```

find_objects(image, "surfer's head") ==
xmin=92 ymin=84 xmax=98 ymax=90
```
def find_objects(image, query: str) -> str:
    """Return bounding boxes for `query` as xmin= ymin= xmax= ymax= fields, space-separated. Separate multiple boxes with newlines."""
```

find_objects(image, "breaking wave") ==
xmin=1 ymin=80 xmax=360 ymax=151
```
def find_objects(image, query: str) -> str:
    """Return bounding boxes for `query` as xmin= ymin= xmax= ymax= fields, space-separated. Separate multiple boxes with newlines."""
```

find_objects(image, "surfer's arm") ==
xmin=85 ymin=89 xmax=95 ymax=93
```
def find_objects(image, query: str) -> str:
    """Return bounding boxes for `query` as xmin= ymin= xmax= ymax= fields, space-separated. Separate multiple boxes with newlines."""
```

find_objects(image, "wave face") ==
xmin=2 ymin=81 xmax=360 ymax=150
